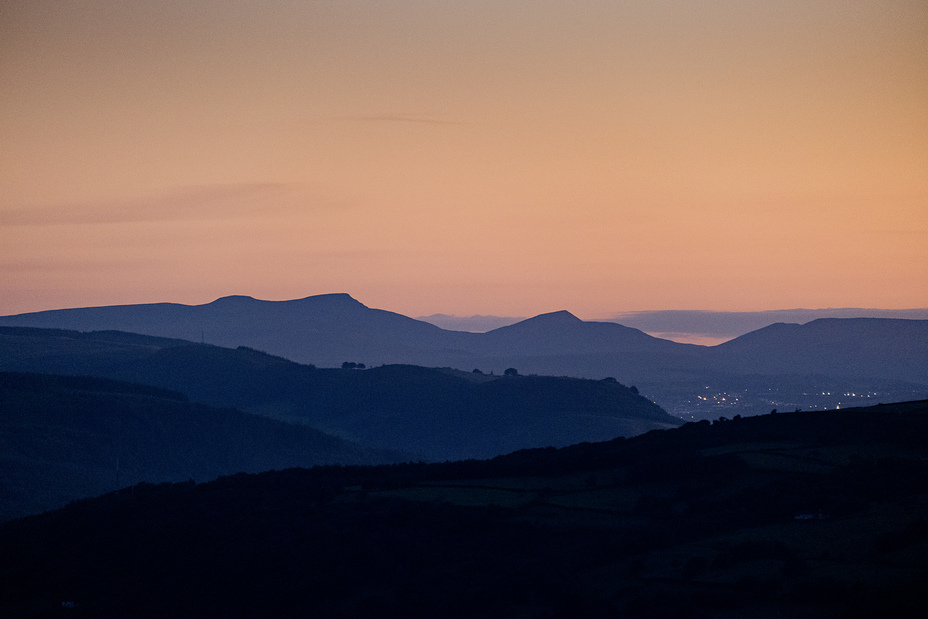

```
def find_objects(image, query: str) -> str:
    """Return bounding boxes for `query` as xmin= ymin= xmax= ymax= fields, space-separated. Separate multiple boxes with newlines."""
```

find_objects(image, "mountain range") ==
xmin=417 ymin=307 xmax=928 ymax=342
xmin=2 ymin=294 xmax=926 ymax=417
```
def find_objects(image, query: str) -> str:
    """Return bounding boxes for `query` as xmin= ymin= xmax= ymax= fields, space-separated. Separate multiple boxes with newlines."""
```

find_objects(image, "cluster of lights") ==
xmin=693 ymin=389 xmax=740 ymax=405
xmin=676 ymin=386 xmax=899 ymax=421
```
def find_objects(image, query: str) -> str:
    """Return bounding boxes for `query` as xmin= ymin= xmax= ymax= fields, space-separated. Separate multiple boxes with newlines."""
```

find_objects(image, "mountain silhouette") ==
xmin=707 ymin=318 xmax=928 ymax=384
xmin=0 ymin=295 xmax=696 ymax=367
xmin=0 ymin=294 xmax=455 ymax=367
xmin=474 ymin=309 xmax=695 ymax=356
xmin=2 ymin=295 xmax=926 ymax=415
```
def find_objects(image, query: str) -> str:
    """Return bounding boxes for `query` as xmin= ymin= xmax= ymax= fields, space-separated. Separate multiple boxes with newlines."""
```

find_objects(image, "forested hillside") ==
xmin=2 ymin=400 xmax=926 ymax=617
xmin=0 ymin=327 xmax=682 ymax=460
xmin=0 ymin=372 xmax=397 ymax=521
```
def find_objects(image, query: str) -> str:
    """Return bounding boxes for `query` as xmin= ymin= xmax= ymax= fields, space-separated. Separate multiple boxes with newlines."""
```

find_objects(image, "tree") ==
xmin=341 ymin=362 xmax=357 ymax=369
xmin=504 ymin=368 xmax=519 ymax=377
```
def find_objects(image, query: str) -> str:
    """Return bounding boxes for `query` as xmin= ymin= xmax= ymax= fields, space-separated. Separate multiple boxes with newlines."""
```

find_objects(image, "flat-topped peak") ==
xmin=299 ymin=293 xmax=359 ymax=302
xmin=292 ymin=293 xmax=368 ymax=308
xmin=210 ymin=295 xmax=258 ymax=304
xmin=206 ymin=293 xmax=367 ymax=308
xmin=526 ymin=310 xmax=582 ymax=323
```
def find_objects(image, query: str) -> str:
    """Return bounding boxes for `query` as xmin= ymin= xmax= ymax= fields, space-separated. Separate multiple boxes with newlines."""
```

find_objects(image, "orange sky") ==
xmin=2 ymin=1 xmax=926 ymax=318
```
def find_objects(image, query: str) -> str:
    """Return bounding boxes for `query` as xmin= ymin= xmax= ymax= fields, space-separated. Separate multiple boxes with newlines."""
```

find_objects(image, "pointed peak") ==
xmin=537 ymin=309 xmax=581 ymax=320
xmin=485 ymin=310 xmax=583 ymax=333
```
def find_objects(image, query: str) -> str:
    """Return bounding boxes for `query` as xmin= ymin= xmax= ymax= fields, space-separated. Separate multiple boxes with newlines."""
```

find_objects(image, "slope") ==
xmin=0 ymin=327 xmax=683 ymax=461
xmin=707 ymin=318 xmax=928 ymax=384
xmin=0 ymin=371 xmax=397 ymax=522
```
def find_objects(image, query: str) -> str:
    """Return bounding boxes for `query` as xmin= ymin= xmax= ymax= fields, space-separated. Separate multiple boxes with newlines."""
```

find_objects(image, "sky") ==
xmin=2 ymin=0 xmax=927 ymax=319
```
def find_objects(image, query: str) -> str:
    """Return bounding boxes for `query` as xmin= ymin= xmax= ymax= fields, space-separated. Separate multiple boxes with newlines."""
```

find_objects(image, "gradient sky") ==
xmin=2 ymin=1 xmax=926 ymax=318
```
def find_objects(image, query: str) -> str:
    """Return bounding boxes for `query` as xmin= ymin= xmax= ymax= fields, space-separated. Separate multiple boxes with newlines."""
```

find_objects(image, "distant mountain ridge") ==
xmin=417 ymin=313 xmax=524 ymax=332
xmin=0 ymin=294 xmax=467 ymax=367
xmin=0 ymin=294 xmax=693 ymax=371
xmin=707 ymin=317 xmax=928 ymax=382
xmin=613 ymin=307 xmax=928 ymax=340
xmin=2 ymin=294 xmax=927 ymax=415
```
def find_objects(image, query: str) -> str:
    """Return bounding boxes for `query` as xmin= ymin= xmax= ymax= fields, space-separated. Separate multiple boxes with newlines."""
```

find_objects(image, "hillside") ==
xmin=114 ymin=350 xmax=680 ymax=460
xmin=0 ymin=371 xmax=398 ymax=522
xmin=0 ymin=327 xmax=682 ymax=461
xmin=707 ymin=318 xmax=928 ymax=385
xmin=2 ymin=400 xmax=926 ymax=617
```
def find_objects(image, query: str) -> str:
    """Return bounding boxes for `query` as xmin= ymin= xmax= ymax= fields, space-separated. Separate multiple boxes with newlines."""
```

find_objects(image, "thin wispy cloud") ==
xmin=1 ymin=257 xmax=161 ymax=273
xmin=873 ymin=229 xmax=928 ymax=236
xmin=0 ymin=184 xmax=300 ymax=227
xmin=331 ymin=114 xmax=466 ymax=126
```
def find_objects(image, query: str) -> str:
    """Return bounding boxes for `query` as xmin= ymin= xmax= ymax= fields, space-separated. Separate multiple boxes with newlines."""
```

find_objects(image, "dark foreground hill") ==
xmin=2 ymin=401 xmax=926 ymax=618
xmin=0 ymin=372 xmax=398 ymax=522
xmin=0 ymin=327 xmax=682 ymax=461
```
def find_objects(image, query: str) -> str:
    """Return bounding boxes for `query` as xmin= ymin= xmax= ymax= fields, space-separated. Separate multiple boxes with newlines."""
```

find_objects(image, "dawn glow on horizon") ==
xmin=2 ymin=1 xmax=926 ymax=318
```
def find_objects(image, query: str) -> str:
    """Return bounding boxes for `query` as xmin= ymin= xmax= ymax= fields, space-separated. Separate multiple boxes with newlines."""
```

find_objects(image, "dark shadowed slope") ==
xmin=0 ymin=327 xmax=195 ymax=376
xmin=2 ymin=400 xmax=926 ymax=618
xmin=0 ymin=371 xmax=397 ymax=522
xmin=0 ymin=328 xmax=682 ymax=461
